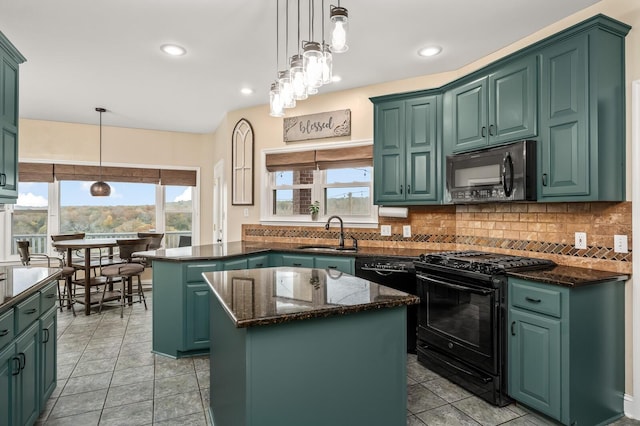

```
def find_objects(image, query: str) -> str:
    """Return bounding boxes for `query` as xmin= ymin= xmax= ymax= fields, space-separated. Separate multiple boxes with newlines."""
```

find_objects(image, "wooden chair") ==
xmin=17 ymin=240 xmax=76 ymax=316
xmin=98 ymin=238 xmax=150 ymax=318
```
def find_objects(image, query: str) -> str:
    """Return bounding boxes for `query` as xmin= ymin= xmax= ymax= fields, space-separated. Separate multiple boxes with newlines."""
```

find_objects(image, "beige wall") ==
xmin=18 ymin=118 xmax=217 ymax=244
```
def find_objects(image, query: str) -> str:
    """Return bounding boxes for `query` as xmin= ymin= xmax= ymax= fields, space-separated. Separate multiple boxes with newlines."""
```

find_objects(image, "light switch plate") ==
xmin=403 ymin=225 xmax=412 ymax=238
xmin=614 ymin=234 xmax=628 ymax=253
xmin=243 ymin=208 xmax=249 ymax=217
xmin=380 ymin=225 xmax=391 ymax=236
xmin=574 ymin=232 xmax=587 ymax=250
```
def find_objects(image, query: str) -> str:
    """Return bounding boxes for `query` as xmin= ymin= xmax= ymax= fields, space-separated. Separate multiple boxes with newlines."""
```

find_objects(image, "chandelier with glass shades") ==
xmin=270 ymin=0 xmax=349 ymax=117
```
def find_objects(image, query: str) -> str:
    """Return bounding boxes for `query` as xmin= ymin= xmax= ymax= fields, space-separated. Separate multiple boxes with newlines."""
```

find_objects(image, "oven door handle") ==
xmin=419 ymin=345 xmax=492 ymax=384
xmin=416 ymin=273 xmax=494 ymax=296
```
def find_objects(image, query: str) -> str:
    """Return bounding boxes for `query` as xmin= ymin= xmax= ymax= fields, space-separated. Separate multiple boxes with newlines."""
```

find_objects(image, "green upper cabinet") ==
xmin=538 ymin=18 xmax=629 ymax=201
xmin=447 ymin=55 xmax=537 ymax=153
xmin=371 ymin=93 xmax=440 ymax=205
xmin=0 ymin=31 xmax=25 ymax=204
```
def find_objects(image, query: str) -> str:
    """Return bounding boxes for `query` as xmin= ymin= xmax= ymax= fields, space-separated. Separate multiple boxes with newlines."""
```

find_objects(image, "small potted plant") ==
xmin=309 ymin=200 xmax=320 ymax=221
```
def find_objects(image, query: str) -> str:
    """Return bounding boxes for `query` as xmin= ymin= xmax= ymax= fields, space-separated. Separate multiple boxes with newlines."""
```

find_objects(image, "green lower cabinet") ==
xmin=508 ymin=308 xmax=561 ymax=419
xmin=185 ymin=283 xmax=211 ymax=351
xmin=0 ymin=342 xmax=14 ymax=425
xmin=507 ymin=277 xmax=624 ymax=425
xmin=15 ymin=321 xmax=40 ymax=426
xmin=39 ymin=307 xmax=57 ymax=408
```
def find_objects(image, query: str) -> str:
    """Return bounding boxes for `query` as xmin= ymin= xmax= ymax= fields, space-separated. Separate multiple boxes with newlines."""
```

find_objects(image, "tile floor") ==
xmin=36 ymin=292 xmax=640 ymax=426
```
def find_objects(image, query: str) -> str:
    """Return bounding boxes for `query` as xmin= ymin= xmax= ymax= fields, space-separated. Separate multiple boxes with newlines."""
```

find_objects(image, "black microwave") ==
xmin=446 ymin=140 xmax=537 ymax=203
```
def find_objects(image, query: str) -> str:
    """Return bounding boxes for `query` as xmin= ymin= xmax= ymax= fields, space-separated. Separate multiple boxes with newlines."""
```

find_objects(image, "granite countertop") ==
xmin=203 ymin=266 xmax=420 ymax=328
xmin=135 ymin=241 xmax=428 ymax=262
xmin=0 ymin=266 xmax=62 ymax=312
xmin=508 ymin=265 xmax=629 ymax=288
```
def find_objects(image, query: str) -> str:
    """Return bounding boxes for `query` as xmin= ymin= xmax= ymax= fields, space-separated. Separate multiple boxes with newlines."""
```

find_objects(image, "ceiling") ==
xmin=0 ymin=0 xmax=600 ymax=134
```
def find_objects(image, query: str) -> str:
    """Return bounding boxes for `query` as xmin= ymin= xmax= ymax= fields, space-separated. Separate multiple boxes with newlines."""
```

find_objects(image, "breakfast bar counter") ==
xmin=202 ymin=267 xmax=419 ymax=426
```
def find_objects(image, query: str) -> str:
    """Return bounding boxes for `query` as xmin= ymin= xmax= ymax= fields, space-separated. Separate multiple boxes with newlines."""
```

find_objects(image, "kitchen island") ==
xmin=203 ymin=266 xmax=419 ymax=426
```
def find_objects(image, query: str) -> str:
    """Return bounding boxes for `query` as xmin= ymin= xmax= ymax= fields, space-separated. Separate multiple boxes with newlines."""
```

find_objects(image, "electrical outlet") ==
xmin=403 ymin=225 xmax=412 ymax=238
xmin=243 ymin=208 xmax=249 ymax=217
xmin=574 ymin=232 xmax=587 ymax=250
xmin=614 ymin=234 xmax=628 ymax=253
xmin=380 ymin=225 xmax=391 ymax=236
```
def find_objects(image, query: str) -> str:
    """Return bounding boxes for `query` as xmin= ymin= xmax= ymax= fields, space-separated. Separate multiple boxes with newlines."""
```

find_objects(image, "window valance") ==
xmin=265 ymin=145 xmax=372 ymax=172
xmin=18 ymin=163 xmax=197 ymax=186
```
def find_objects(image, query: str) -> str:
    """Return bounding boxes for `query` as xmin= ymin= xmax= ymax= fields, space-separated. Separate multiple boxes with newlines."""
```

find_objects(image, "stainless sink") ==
xmin=296 ymin=245 xmax=357 ymax=252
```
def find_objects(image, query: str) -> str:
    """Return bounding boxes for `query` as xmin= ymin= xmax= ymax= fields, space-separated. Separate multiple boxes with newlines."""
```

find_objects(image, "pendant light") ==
xmin=329 ymin=2 xmax=348 ymax=53
xmin=270 ymin=0 xmax=286 ymax=116
xmin=90 ymin=107 xmax=111 ymax=196
xmin=321 ymin=0 xmax=333 ymax=85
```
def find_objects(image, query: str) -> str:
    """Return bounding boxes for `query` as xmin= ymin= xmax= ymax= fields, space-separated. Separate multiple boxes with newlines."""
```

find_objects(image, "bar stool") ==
xmin=98 ymin=238 xmax=150 ymax=318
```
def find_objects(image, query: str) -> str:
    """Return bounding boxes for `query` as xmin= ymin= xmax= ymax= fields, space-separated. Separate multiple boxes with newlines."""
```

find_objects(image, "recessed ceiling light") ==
xmin=240 ymin=88 xmax=253 ymax=95
xmin=418 ymin=45 xmax=442 ymax=57
xmin=331 ymin=75 xmax=342 ymax=83
xmin=160 ymin=44 xmax=187 ymax=56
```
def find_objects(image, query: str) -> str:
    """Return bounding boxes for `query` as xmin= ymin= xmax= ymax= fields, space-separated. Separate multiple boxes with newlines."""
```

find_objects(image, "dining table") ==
xmin=51 ymin=238 xmax=118 ymax=315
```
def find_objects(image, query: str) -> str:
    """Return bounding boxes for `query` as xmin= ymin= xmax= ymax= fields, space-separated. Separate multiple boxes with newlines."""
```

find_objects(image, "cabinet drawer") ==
xmin=511 ymin=281 xmax=562 ymax=318
xmin=40 ymin=281 xmax=58 ymax=312
xmin=15 ymin=293 xmax=41 ymax=334
xmin=186 ymin=263 xmax=220 ymax=282
xmin=281 ymin=255 xmax=314 ymax=268
xmin=0 ymin=309 xmax=14 ymax=350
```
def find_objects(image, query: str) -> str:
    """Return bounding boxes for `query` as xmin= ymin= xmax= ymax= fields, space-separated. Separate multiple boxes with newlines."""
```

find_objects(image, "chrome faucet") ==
xmin=325 ymin=215 xmax=345 ymax=248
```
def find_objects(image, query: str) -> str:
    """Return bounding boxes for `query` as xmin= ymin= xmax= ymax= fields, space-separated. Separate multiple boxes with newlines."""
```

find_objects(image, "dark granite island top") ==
xmin=202 ymin=266 xmax=414 ymax=426
xmin=0 ymin=266 xmax=61 ymax=312
xmin=202 ymin=266 xmax=419 ymax=328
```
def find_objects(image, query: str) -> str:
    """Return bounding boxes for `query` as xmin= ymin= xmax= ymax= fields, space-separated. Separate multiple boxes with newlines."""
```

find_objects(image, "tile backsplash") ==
xmin=243 ymin=202 xmax=631 ymax=274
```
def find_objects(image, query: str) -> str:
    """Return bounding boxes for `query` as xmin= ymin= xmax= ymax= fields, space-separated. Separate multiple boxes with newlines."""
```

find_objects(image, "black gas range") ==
xmin=413 ymin=250 xmax=555 ymax=406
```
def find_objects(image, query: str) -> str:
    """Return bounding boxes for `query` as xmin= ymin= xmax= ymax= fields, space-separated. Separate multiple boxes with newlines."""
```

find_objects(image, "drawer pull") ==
xmin=12 ymin=357 xmax=20 ymax=376
xmin=525 ymin=297 xmax=542 ymax=304
xmin=327 ymin=266 xmax=338 ymax=269
xmin=19 ymin=352 xmax=26 ymax=370
xmin=45 ymin=293 xmax=56 ymax=299
xmin=293 ymin=263 xmax=302 ymax=267
xmin=24 ymin=308 xmax=38 ymax=315
xmin=254 ymin=263 xmax=263 ymax=267
xmin=0 ymin=329 xmax=8 ymax=337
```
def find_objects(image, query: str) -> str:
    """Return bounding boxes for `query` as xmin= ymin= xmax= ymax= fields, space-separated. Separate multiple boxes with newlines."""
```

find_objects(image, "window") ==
xmin=324 ymin=168 xmax=372 ymax=216
xmin=165 ymin=185 xmax=193 ymax=248
xmin=265 ymin=165 xmax=375 ymax=224
xmin=59 ymin=181 xmax=156 ymax=238
xmin=10 ymin=182 xmax=49 ymax=254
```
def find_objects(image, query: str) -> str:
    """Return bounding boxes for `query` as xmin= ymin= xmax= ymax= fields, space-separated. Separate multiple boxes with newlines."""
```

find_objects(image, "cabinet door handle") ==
xmin=525 ymin=296 xmax=542 ymax=304
xmin=481 ymin=126 xmax=487 ymax=138
xmin=12 ymin=357 xmax=20 ymax=376
xmin=542 ymin=173 xmax=548 ymax=187
xmin=0 ymin=173 xmax=5 ymax=187
xmin=399 ymin=184 xmax=403 ymax=195
xmin=0 ymin=329 xmax=8 ymax=337
xmin=489 ymin=124 xmax=495 ymax=136
xmin=19 ymin=352 xmax=26 ymax=370
xmin=24 ymin=308 xmax=37 ymax=315
xmin=407 ymin=184 xmax=411 ymax=194
xmin=43 ymin=328 xmax=50 ymax=343
xmin=511 ymin=321 xmax=516 ymax=336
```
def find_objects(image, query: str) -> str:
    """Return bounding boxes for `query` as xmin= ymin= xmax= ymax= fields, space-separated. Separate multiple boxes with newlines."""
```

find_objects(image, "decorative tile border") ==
xmin=243 ymin=226 xmax=631 ymax=263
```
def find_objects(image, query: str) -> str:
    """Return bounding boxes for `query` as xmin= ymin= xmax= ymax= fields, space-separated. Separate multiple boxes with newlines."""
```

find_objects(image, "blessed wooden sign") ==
xmin=284 ymin=109 xmax=351 ymax=142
